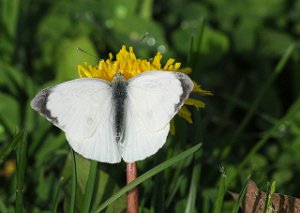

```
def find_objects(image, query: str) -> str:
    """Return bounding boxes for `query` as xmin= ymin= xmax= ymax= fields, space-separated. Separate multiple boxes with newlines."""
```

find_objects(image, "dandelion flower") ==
xmin=78 ymin=45 xmax=212 ymax=128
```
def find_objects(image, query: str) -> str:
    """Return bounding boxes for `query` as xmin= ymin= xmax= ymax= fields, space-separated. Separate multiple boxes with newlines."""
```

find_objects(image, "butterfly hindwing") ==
xmin=31 ymin=78 xmax=121 ymax=163
xmin=121 ymin=71 xmax=194 ymax=162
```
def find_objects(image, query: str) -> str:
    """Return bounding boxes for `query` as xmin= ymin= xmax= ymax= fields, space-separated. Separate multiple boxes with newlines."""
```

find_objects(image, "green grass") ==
xmin=69 ymin=149 xmax=77 ymax=213
xmin=0 ymin=130 xmax=25 ymax=164
xmin=230 ymin=175 xmax=251 ymax=213
xmin=263 ymin=181 xmax=276 ymax=213
xmin=15 ymin=130 xmax=28 ymax=213
xmin=213 ymin=167 xmax=226 ymax=213
xmin=94 ymin=143 xmax=202 ymax=213
xmin=221 ymin=43 xmax=296 ymax=159
xmin=81 ymin=161 xmax=98 ymax=213
xmin=0 ymin=0 xmax=299 ymax=212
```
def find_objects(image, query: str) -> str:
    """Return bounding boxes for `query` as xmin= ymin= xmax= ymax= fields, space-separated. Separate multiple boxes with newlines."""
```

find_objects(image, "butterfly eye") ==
xmin=176 ymin=73 xmax=185 ymax=79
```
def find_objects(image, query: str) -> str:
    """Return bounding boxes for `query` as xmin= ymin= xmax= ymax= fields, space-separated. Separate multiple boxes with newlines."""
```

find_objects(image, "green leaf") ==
xmin=213 ymin=167 xmax=226 ymax=213
xmin=0 ymin=92 xmax=20 ymax=134
xmin=69 ymin=149 xmax=77 ymax=213
xmin=55 ymin=36 xmax=98 ymax=81
xmin=80 ymin=161 xmax=98 ymax=213
xmin=184 ymin=161 xmax=201 ymax=213
xmin=263 ymin=181 xmax=276 ymax=213
xmin=15 ymin=129 xmax=28 ymax=213
xmin=0 ymin=129 xmax=24 ymax=165
xmin=172 ymin=26 xmax=229 ymax=66
xmin=96 ymin=0 xmax=138 ymax=20
xmin=52 ymin=177 xmax=65 ymax=213
xmin=222 ymin=43 xmax=296 ymax=159
xmin=62 ymin=153 xmax=126 ymax=213
xmin=259 ymin=30 xmax=294 ymax=56
xmin=231 ymin=175 xmax=251 ymax=213
xmin=106 ymin=15 xmax=169 ymax=56
xmin=0 ymin=0 xmax=20 ymax=38
xmin=34 ymin=133 xmax=65 ymax=168
xmin=0 ymin=196 xmax=8 ymax=213
xmin=0 ymin=62 xmax=36 ymax=97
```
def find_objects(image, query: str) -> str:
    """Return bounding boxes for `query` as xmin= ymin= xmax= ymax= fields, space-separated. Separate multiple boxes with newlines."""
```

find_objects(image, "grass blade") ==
xmin=184 ymin=161 xmax=201 ymax=213
xmin=69 ymin=149 xmax=77 ymax=213
xmin=15 ymin=129 xmax=28 ymax=213
xmin=0 ymin=130 xmax=24 ymax=165
xmin=190 ymin=17 xmax=205 ymax=70
xmin=94 ymin=143 xmax=202 ymax=213
xmin=0 ymin=196 xmax=7 ymax=213
xmin=221 ymin=43 xmax=296 ymax=159
xmin=263 ymin=181 xmax=276 ymax=213
xmin=231 ymin=174 xmax=251 ymax=213
xmin=81 ymin=160 xmax=98 ymax=213
xmin=213 ymin=167 xmax=226 ymax=213
xmin=52 ymin=177 xmax=65 ymax=213
xmin=166 ymin=175 xmax=184 ymax=207
xmin=239 ymin=98 xmax=300 ymax=170
xmin=166 ymin=156 xmax=193 ymax=207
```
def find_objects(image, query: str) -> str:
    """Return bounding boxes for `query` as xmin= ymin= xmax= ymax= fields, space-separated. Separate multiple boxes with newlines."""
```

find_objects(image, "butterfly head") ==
xmin=112 ymin=71 xmax=126 ymax=83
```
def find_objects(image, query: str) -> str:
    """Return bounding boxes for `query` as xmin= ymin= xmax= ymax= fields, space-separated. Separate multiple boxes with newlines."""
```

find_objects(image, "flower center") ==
xmin=78 ymin=45 xmax=181 ymax=82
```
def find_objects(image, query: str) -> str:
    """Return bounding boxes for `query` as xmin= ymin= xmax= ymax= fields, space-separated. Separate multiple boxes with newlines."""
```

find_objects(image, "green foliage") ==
xmin=0 ymin=0 xmax=299 ymax=212
xmin=263 ymin=181 xmax=276 ymax=213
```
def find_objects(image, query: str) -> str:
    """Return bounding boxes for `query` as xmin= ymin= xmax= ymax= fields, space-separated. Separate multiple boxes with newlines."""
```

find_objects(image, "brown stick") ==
xmin=126 ymin=162 xmax=139 ymax=213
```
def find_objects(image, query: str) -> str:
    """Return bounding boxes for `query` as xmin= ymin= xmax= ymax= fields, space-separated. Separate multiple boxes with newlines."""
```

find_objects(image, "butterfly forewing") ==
xmin=121 ymin=71 xmax=194 ymax=162
xmin=31 ymin=78 xmax=122 ymax=163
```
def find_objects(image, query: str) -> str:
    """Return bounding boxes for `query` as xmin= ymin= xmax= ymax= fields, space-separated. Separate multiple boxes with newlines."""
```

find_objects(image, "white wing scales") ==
xmin=122 ymin=71 xmax=194 ymax=162
xmin=31 ymin=71 xmax=193 ymax=163
xmin=31 ymin=78 xmax=121 ymax=163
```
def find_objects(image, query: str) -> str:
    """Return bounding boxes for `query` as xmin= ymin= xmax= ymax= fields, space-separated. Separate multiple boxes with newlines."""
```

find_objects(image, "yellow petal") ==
xmin=178 ymin=106 xmax=193 ymax=124
xmin=185 ymin=98 xmax=205 ymax=109
xmin=163 ymin=58 xmax=175 ymax=70
xmin=179 ymin=67 xmax=192 ymax=74
xmin=170 ymin=119 xmax=175 ymax=135
xmin=78 ymin=64 xmax=92 ymax=78
xmin=193 ymin=81 xmax=213 ymax=95
xmin=152 ymin=53 xmax=162 ymax=69
xmin=173 ymin=62 xmax=181 ymax=70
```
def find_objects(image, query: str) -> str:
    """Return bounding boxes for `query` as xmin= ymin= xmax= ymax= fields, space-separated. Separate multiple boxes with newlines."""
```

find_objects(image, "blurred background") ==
xmin=0 ymin=0 xmax=300 ymax=212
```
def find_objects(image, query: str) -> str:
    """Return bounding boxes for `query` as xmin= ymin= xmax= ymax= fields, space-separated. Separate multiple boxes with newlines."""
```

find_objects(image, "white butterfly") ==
xmin=31 ymin=71 xmax=194 ymax=163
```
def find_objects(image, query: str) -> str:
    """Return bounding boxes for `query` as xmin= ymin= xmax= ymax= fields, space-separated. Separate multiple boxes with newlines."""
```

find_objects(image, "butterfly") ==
xmin=31 ymin=71 xmax=194 ymax=163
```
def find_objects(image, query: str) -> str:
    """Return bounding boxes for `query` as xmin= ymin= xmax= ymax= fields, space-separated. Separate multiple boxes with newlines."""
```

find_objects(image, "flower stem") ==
xmin=126 ymin=162 xmax=139 ymax=213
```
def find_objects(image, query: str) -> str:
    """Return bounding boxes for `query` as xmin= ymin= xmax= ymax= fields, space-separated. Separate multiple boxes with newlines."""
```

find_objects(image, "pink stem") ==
xmin=126 ymin=162 xmax=139 ymax=213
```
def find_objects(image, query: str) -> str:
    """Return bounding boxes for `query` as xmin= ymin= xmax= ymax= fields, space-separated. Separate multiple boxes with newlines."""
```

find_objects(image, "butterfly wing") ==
xmin=121 ymin=71 xmax=194 ymax=162
xmin=31 ymin=78 xmax=121 ymax=163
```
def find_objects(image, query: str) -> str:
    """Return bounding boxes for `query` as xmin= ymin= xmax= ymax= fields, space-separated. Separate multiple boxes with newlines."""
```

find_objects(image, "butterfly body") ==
xmin=111 ymin=72 xmax=128 ymax=144
xmin=31 ymin=71 xmax=194 ymax=163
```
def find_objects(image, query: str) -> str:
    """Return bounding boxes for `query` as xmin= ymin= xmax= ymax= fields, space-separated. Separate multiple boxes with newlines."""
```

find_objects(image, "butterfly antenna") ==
xmin=139 ymin=32 xmax=149 ymax=42
xmin=77 ymin=47 xmax=100 ymax=60
xmin=131 ymin=32 xmax=149 ymax=51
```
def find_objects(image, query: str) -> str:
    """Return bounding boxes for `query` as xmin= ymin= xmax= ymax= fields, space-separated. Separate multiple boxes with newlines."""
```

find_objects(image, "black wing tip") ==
xmin=31 ymin=88 xmax=58 ymax=124
xmin=174 ymin=72 xmax=194 ymax=111
xmin=31 ymin=88 xmax=50 ymax=111
xmin=175 ymin=72 xmax=194 ymax=93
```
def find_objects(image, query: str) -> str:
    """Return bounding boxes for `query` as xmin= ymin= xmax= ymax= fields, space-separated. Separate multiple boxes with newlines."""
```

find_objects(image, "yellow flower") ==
xmin=0 ymin=159 xmax=16 ymax=178
xmin=78 ymin=45 xmax=212 ymax=128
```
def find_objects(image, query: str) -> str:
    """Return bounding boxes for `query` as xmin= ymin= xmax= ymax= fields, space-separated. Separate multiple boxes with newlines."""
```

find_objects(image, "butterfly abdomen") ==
xmin=111 ymin=73 xmax=128 ymax=143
